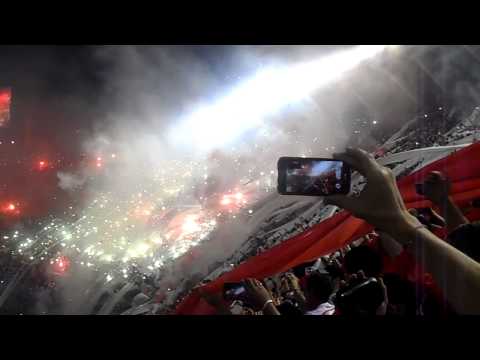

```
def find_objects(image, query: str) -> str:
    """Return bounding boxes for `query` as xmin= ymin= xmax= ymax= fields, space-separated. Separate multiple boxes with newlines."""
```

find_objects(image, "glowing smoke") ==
xmin=5 ymin=45 xmax=399 ymax=314
xmin=57 ymin=171 xmax=87 ymax=191
xmin=169 ymin=46 xmax=396 ymax=152
xmin=60 ymin=45 xmax=396 ymax=311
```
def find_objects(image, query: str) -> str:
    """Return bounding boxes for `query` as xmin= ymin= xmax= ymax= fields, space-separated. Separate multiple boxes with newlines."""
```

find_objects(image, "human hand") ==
xmin=325 ymin=257 xmax=344 ymax=279
xmin=422 ymin=171 xmax=451 ymax=205
xmin=242 ymin=307 xmax=256 ymax=315
xmin=243 ymin=278 xmax=274 ymax=311
xmin=325 ymin=148 xmax=421 ymax=239
xmin=375 ymin=277 xmax=388 ymax=316
xmin=427 ymin=207 xmax=446 ymax=227
xmin=282 ymin=273 xmax=302 ymax=293
xmin=336 ymin=271 xmax=388 ymax=316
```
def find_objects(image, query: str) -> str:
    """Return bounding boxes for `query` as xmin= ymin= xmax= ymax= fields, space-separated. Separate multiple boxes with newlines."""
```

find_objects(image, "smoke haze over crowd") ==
xmin=3 ymin=45 xmax=480 ymax=313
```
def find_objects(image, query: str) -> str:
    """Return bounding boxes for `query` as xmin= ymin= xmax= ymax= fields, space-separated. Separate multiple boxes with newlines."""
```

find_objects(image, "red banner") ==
xmin=0 ymin=88 xmax=12 ymax=127
xmin=176 ymin=143 xmax=480 ymax=314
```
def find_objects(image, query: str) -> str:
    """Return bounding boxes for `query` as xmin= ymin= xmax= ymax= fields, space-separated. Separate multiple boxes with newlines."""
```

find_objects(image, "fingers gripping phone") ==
xmin=333 ymin=278 xmax=385 ymax=315
xmin=277 ymin=157 xmax=351 ymax=196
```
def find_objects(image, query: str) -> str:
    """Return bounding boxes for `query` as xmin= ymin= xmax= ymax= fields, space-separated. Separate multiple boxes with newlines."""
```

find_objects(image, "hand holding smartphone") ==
xmin=277 ymin=157 xmax=351 ymax=196
xmin=333 ymin=277 xmax=385 ymax=315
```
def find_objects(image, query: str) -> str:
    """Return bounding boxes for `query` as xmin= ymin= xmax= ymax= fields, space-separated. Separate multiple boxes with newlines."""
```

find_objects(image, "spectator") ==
xmin=292 ymin=260 xmax=316 ymax=279
xmin=408 ymin=208 xmax=445 ymax=232
xmin=421 ymin=171 xmax=469 ymax=234
xmin=243 ymin=278 xmax=281 ymax=315
xmin=203 ymin=271 xmax=335 ymax=316
xmin=419 ymin=171 xmax=480 ymax=262
xmin=276 ymin=300 xmax=303 ymax=315
xmin=326 ymin=147 xmax=480 ymax=314
xmin=381 ymin=273 xmax=417 ymax=315
xmin=333 ymin=271 xmax=388 ymax=316
xmin=302 ymin=272 xmax=335 ymax=315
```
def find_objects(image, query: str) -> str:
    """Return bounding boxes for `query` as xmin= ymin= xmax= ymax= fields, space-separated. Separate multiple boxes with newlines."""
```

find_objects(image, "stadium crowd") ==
xmin=1 ymin=107 xmax=480 ymax=315
xmin=196 ymin=148 xmax=480 ymax=315
xmin=227 ymin=107 xmax=479 ymax=267
xmin=383 ymin=108 xmax=479 ymax=156
xmin=0 ymin=250 xmax=59 ymax=314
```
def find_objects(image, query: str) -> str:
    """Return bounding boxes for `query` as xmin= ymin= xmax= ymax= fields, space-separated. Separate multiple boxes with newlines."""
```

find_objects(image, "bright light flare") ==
xmin=2 ymin=202 xmax=20 ymax=216
xmin=95 ymin=156 xmax=103 ymax=168
xmin=170 ymin=45 xmax=397 ymax=151
xmin=37 ymin=160 xmax=49 ymax=171
xmin=220 ymin=197 xmax=231 ymax=206
xmin=52 ymin=256 xmax=71 ymax=275
xmin=181 ymin=215 xmax=201 ymax=235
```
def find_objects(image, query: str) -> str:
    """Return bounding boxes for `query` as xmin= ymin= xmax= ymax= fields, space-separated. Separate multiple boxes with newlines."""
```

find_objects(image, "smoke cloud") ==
xmin=5 ymin=45 xmax=480 ymax=314
xmin=45 ymin=45 xmax=480 ymax=313
xmin=48 ymin=45 xmax=370 ymax=312
xmin=57 ymin=171 xmax=87 ymax=191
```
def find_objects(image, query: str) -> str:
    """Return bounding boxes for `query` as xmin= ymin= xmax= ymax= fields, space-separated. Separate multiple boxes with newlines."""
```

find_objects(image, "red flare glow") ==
xmin=38 ymin=160 xmax=48 ymax=170
xmin=52 ymin=256 xmax=71 ymax=275
xmin=1 ymin=202 xmax=20 ymax=216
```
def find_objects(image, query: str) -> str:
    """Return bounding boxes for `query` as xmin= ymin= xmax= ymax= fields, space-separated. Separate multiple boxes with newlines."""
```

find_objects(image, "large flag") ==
xmin=0 ymin=88 xmax=12 ymax=127
xmin=176 ymin=143 xmax=480 ymax=314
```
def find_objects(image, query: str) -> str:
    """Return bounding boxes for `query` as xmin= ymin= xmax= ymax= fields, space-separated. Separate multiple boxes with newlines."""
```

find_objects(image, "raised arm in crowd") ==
xmin=326 ymin=148 xmax=480 ymax=315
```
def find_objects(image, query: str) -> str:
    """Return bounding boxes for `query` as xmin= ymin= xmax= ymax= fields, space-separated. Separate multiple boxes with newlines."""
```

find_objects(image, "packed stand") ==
xmin=382 ymin=107 xmax=472 ymax=156
xmin=196 ymin=149 xmax=480 ymax=315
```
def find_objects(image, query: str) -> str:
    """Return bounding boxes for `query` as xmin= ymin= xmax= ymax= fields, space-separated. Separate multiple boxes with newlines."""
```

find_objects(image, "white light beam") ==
xmin=169 ymin=45 xmax=397 ymax=152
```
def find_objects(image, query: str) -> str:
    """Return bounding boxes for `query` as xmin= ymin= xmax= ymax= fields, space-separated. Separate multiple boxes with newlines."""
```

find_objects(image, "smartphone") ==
xmin=223 ymin=282 xmax=247 ymax=301
xmin=338 ymin=278 xmax=378 ymax=298
xmin=334 ymin=278 xmax=384 ymax=315
xmin=277 ymin=157 xmax=351 ymax=196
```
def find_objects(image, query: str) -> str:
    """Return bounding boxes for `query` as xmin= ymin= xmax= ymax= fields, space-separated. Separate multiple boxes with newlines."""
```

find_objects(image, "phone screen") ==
xmin=277 ymin=157 xmax=350 ymax=196
xmin=223 ymin=282 xmax=246 ymax=301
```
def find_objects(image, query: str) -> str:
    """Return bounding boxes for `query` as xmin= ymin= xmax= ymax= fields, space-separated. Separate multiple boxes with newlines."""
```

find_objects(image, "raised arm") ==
xmin=244 ymin=279 xmax=281 ymax=315
xmin=422 ymin=171 xmax=469 ymax=234
xmin=326 ymin=148 xmax=480 ymax=314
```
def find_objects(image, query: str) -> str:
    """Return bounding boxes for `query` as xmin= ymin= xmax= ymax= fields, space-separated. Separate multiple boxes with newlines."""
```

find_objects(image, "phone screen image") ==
xmin=277 ymin=157 xmax=350 ymax=196
xmin=223 ymin=283 xmax=246 ymax=301
xmin=228 ymin=286 xmax=245 ymax=296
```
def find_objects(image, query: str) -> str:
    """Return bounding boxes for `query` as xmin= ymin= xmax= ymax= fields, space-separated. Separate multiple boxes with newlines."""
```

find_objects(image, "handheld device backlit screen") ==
xmin=277 ymin=157 xmax=351 ymax=196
